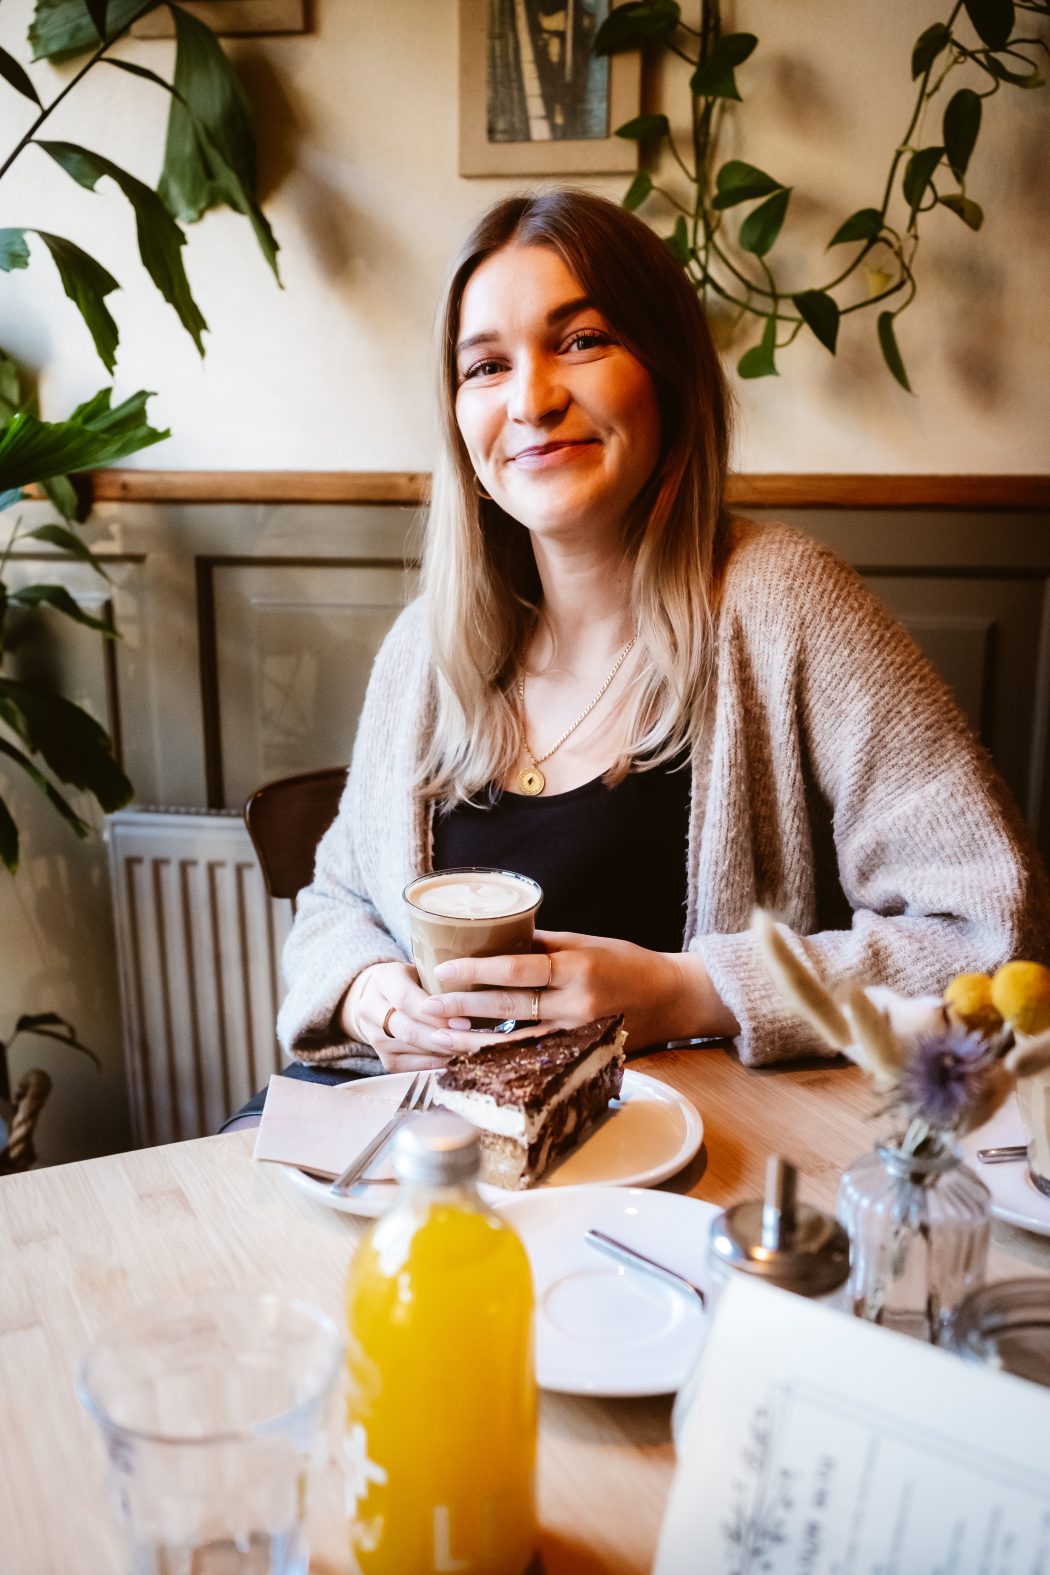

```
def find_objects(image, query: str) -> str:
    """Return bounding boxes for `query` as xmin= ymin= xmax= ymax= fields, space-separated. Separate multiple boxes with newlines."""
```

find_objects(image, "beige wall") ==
xmin=0 ymin=0 xmax=1047 ymax=475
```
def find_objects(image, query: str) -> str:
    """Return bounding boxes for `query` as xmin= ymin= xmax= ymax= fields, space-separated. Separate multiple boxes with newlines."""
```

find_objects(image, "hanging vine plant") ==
xmin=595 ymin=0 xmax=1049 ymax=388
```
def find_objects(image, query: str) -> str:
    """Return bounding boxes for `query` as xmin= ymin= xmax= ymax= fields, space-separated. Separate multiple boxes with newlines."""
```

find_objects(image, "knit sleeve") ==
xmin=276 ymin=604 xmax=424 ymax=1063
xmin=691 ymin=534 xmax=1050 ymax=1066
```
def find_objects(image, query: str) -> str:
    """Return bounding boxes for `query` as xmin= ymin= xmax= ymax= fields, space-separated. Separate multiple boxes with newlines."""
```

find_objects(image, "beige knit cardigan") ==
xmin=278 ymin=521 xmax=1050 ymax=1070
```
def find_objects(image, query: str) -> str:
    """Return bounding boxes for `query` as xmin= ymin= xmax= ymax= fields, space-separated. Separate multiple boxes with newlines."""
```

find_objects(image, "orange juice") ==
xmin=345 ymin=1114 xmax=536 ymax=1575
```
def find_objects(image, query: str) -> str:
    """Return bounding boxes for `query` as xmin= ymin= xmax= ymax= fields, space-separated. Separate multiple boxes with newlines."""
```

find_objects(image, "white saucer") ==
xmin=496 ymin=1185 xmax=717 ymax=1396
xmin=960 ymin=1096 xmax=1050 ymax=1237
xmin=284 ymin=1068 xmax=703 ymax=1218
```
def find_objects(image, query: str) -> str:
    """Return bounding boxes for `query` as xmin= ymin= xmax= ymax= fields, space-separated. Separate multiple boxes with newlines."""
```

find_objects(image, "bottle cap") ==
xmin=709 ymin=1156 xmax=850 ymax=1298
xmin=393 ymin=1110 xmax=481 ymax=1186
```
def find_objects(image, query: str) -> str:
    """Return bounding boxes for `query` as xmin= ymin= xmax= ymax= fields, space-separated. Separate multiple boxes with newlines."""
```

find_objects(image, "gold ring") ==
xmin=542 ymin=953 xmax=554 ymax=990
xmin=382 ymin=1006 xmax=397 ymax=1039
xmin=531 ymin=990 xmax=541 ymax=1021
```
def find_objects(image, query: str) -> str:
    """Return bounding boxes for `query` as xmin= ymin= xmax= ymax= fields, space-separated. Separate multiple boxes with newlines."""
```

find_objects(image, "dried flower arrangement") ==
xmin=751 ymin=909 xmax=1050 ymax=1158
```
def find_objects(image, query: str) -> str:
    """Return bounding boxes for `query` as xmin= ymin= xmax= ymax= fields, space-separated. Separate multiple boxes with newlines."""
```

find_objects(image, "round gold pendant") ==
xmin=518 ymin=765 xmax=545 ymax=795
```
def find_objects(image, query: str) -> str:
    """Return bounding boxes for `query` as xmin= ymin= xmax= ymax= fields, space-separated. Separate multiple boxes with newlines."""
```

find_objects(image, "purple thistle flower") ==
xmin=896 ymin=1029 xmax=999 ymax=1132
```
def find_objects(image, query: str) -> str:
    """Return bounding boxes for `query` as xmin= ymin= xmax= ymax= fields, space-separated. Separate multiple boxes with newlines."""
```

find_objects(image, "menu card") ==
xmin=657 ymin=1277 xmax=1050 ymax=1574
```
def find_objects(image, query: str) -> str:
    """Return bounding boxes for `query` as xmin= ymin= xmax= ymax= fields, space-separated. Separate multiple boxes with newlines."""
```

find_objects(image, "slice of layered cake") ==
xmin=433 ymin=1015 xmax=627 ymax=1189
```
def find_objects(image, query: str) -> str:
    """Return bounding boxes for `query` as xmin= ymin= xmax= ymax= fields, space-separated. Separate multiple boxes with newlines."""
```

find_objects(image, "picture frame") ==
xmin=132 ymin=0 xmax=306 ymax=37
xmin=459 ymin=0 xmax=641 ymax=178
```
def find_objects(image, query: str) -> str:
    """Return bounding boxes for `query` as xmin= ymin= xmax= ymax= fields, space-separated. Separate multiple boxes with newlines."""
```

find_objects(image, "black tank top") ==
xmin=432 ymin=757 xmax=691 ymax=952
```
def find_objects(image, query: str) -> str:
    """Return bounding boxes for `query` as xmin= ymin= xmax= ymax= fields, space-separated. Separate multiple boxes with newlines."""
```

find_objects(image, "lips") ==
xmin=509 ymin=439 xmax=600 ymax=468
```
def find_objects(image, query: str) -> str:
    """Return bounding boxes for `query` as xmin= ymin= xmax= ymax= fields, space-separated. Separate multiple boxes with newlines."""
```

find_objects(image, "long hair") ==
xmin=418 ymin=188 xmax=733 ymax=804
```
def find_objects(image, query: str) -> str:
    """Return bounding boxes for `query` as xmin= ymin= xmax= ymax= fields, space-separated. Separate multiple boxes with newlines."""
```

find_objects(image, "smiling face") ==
xmin=453 ymin=244 xmax=662 ymax=544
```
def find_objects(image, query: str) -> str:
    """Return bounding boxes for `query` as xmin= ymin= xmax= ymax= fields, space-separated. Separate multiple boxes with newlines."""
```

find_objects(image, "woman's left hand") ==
xmin=423 ymin=928 xmax=736 ymax=1048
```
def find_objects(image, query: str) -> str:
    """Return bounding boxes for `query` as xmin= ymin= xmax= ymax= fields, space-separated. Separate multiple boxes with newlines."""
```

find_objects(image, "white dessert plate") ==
xmin=284 ymin=1068 xmax=703 ymax=1218
xmin=960 ymin=1095 xmax=1050 ymax=1238
xmin=496 ymin=1185 xmax=718 ymax=1396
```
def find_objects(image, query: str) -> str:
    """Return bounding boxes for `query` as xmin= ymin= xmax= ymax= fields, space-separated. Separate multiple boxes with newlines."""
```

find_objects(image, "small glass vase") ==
xmin=837 ymin=1138 xmax=991 ymax=1344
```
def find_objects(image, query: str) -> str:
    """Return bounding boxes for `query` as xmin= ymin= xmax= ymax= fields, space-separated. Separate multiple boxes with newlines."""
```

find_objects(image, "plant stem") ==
xmin=0 ymin=0 xmax=161 ymax=186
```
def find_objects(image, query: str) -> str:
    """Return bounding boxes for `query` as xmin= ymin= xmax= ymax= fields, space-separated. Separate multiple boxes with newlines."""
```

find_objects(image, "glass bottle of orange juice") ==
xmin=344 ymin=1109 xmax=537 ymax=1575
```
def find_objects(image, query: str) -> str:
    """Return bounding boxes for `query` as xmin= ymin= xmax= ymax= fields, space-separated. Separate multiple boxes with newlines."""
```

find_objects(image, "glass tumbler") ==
xmin=77 ymin=1292 xmax=342 ymax=1575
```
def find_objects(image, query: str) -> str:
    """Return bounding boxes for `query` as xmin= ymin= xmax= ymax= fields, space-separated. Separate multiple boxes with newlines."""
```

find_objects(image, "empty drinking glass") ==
xmin=77 ymin=1292 xmax=342 ymax=1575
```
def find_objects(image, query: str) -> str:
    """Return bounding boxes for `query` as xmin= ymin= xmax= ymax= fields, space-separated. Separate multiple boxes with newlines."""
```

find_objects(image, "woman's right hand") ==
xmin=342 ymin=962 xmax=461 ymax=1072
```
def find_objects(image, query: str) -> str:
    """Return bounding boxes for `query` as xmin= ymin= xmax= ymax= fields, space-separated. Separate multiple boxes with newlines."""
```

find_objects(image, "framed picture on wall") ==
xmin=459 ymin=0 xmax=641 ymax=177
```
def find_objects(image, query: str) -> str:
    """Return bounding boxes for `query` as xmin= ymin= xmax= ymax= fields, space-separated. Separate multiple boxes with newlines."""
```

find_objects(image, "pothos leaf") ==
xmin=737 ymin=315 xmax=778 ymax=379
xmin=828 ymin=208 xmax=884 ymax=247
xmin=690 ymin=33 xmax=758 ymax=102
xmin=791 ymin=290 xmax=840 ymax=354
xmin=738 ymin=188 xmax=791 ymax=257
xmin=963 ymin=0 xmax=1015 ymax=51
xmin=912 ymin=22 xmax=950 ymax=79
xmin=593 ymin=1 xmax=681 ymax=55
xmin=877 ymin=311 xmax=912 ymax=392
xmin=623 ymin=171 xmax=652 ymax=212
xmin=943 ymin=88 xmax=982 ymax=178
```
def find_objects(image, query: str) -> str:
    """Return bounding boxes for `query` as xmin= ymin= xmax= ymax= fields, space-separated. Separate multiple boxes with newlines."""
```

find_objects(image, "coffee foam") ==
xmin=410 ymin=874 xmax=537 ymax=920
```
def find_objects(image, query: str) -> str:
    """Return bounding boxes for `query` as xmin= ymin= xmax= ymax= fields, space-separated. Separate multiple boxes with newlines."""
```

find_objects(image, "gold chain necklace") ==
xmin=516 ymin=636 xmax=636 ymax=795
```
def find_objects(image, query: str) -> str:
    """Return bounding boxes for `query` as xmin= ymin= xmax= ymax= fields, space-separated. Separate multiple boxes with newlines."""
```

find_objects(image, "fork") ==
xmin=329 ymin=1072 xmax=429 ymax=1194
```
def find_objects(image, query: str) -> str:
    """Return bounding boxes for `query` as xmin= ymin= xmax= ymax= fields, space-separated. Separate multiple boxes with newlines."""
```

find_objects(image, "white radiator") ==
xmin=105 ymin=809 xmax=293 ymax=1145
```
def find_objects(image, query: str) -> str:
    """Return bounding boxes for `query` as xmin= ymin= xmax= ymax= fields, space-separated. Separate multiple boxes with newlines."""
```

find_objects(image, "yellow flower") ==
xmin=944 ymin=972 xmax=1002 ymax=1037
xmin=990 ymin=960 xmax=1050 ymax=1037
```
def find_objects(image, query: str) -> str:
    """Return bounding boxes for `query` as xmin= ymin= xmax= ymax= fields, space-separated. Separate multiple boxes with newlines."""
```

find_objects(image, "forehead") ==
xmin=456 ymin=244 xmax=589 ymax=340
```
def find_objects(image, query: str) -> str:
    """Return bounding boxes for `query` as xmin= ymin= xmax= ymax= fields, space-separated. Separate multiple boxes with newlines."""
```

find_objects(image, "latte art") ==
xmin=411 ymin=875 xmax=538 ymax=921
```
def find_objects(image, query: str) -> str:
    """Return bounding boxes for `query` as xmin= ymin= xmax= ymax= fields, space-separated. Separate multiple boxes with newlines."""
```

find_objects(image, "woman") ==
xmin=277 ymin=189 xmax=1049 ymax=1081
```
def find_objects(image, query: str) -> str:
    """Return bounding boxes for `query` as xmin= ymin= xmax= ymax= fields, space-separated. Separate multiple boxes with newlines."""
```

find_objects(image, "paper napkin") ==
xmin=252 ymin=1074 xmax=405 ymax=1180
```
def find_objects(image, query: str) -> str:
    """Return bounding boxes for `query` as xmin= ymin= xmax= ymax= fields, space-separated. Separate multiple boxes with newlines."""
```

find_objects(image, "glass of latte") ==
xmin=403 ymin=867 xmax=543 ymax=999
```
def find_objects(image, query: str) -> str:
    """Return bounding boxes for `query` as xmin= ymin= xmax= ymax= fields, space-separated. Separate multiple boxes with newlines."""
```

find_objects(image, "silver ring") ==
xmin=531 ymin=990 xmax=541 ymax=1021
xmin=382 ymin=1006 xmax=397 ymax=1039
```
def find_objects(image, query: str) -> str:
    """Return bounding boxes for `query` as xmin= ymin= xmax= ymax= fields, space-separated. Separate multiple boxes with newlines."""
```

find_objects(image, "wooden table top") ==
xmin=2 ymin=1045 xmax=1047 ymax=1575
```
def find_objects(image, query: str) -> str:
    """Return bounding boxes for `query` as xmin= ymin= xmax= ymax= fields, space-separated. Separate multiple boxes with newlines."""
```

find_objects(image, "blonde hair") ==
xmin=418 ymin=189 xmax=733 ymax=805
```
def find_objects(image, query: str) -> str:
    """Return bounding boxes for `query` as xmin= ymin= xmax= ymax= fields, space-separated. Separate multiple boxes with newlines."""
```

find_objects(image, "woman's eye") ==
xmin=565 ymin=329 xmax=612 ymax=352
xmin=462 ymin=358 xmax=505 ymax=381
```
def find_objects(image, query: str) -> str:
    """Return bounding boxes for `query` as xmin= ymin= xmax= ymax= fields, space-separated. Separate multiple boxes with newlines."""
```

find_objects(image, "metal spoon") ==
xmin=976 ymin=1144 xmax=1028 ymax=1164
xmin=584 ymin=1228 xmax=706 ymax=1307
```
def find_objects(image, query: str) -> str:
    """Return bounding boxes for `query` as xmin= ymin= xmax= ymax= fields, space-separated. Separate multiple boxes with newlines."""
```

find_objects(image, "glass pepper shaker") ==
xmin=672 ymin=1157 xmax=850 ymax=1446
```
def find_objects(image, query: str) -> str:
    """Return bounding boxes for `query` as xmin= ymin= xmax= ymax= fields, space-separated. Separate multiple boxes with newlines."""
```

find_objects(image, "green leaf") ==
xmin=943 ymin=89 xmax=982 ymax=178
xmin=157 ymin=3 xmax=279 ymax=279
xmin=828 ymin=207 xmax=884 ymax=247
xmin=712 ymin=160 xmax=782 ymax=210
xmin=0 ymin=734 xmax=89 ymax=844
xmin=0 ymin=230 xmax=31 ymax=272
xmin=10 ymin=583 xmax=115 ymax=635
xmin=27 ymin=523 xmax=111 ymax=578
xmin=0 ymin=44 xmax=42 ymax=106
xmin=39 ymin=141 xmax=209 ymax=353
xmin=877 ymin=311 xmax=912 ymax=392
xmin=29 ymin=0 xmax=153 ymax=62
xmin=912 ymin=23 xmax=950 ymax=79
xmin=38 ymin=475 xmax=83 ymax=522
xmin=0 ymin=388 xmax=167 ymax=493
xmin=939 ymin=192 xmax=984 ymax=229
xmin=593 ymin=1 xmax=681 ymax=54
xmin=739 ymin=188 xmax=791 ymax=257
xmin=791 ymin=290 xmax=840 ymax=354
xmin=690 ymin=33 xmax=758 ymax=101
xmin=615 ymin=114 xmax=670 ymax=141
xmin=36 ymin=232 xmax=120 ymax=373
xmin=902 ymin=145 xmax=944 ymax=221
xmin=982 ymin=54 xmax=1042 ymax=86
xmin=83 ymin=0 xmax=109 ymax=37
xmin=623 ymin=170 xmax=653 ymax=212
xmin=737 ymin=315 xmax=778 ymax=379
xmin=0 ymin=678 xmax=132 ymax=810
xmin=0 ymin=790 xmax=17 ymax=872
xmin=12 ymin=1013 xmax=100 ymax=1068
xmin=665 ymin=214 xmax=690 ymax=265
xmin=963 ymin=0 xmax=1015 ymax=51
xmin=0 ymin=353 xmax=20 ymax=417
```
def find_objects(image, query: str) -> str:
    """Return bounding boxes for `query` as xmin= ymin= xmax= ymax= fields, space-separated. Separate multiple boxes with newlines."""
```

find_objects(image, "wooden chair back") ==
xmin=243 ymin=768 xmax=347 ymax=900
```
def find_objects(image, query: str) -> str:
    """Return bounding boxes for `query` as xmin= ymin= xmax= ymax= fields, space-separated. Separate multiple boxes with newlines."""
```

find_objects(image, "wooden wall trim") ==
xmin=87 ymin=470 xmax=1050 ymax=510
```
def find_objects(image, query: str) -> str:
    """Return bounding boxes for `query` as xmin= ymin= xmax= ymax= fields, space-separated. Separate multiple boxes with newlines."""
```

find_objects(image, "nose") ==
xmin=507 ymin=350 xmax=568 ymax=426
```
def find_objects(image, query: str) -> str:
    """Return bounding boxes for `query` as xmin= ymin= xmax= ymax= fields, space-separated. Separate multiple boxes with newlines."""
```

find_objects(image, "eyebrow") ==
xmin=455 ymin=295 xmax=596 ymax=357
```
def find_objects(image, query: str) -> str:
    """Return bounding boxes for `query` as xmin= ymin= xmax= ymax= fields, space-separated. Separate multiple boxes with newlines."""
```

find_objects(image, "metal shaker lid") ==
xmin=394 ymin=1110 xmax=480 ymax=1185
xmin=709 ymin=1156 xmax=850 ymax=1297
